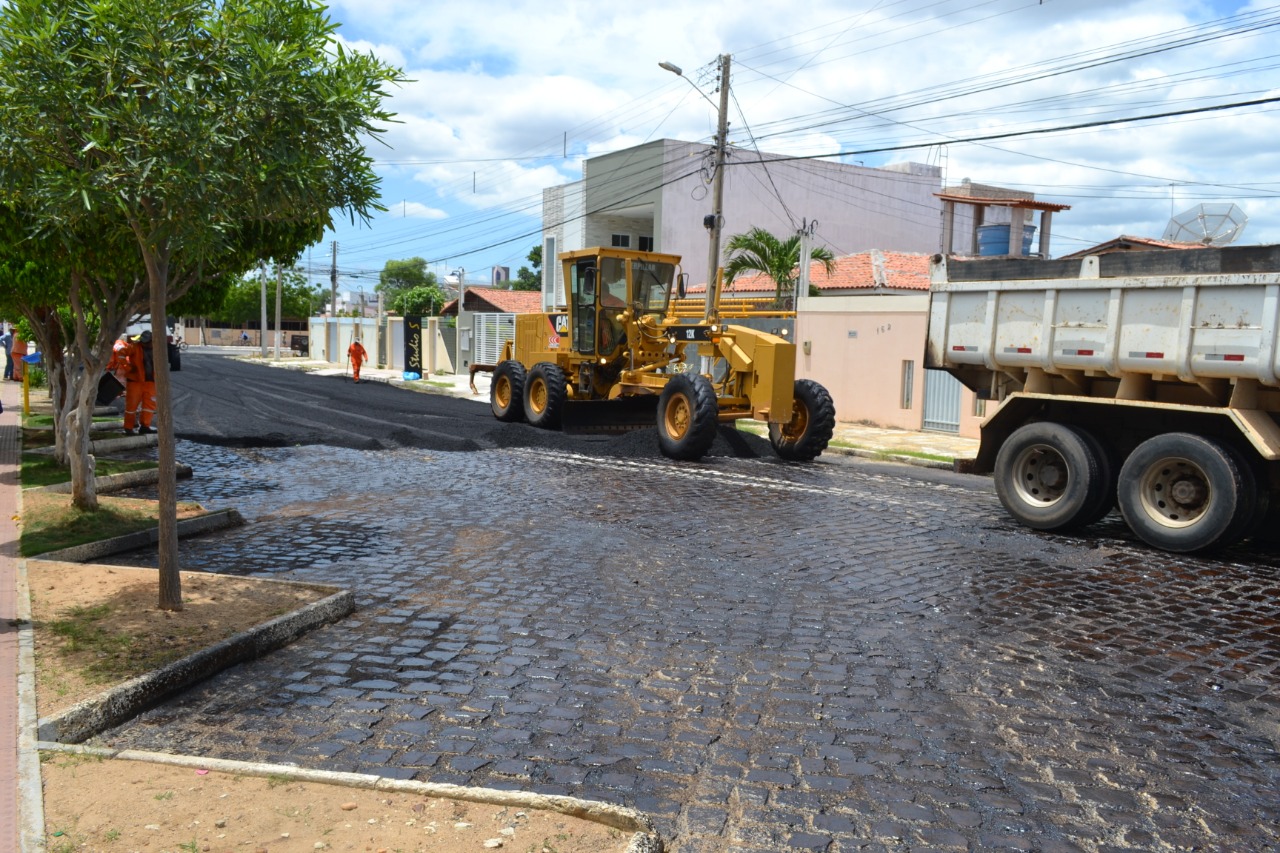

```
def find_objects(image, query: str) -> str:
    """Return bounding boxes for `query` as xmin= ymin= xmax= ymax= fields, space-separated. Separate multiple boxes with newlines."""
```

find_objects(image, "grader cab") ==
xmin=481 ymin=246 xmax=834 ymax=462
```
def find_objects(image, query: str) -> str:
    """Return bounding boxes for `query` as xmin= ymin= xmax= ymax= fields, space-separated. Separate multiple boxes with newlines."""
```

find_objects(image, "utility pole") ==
xmin=330 ymin=241 xmax=339 ymax=363
xmin=796 ymin=219 xmax=816 ymax=309
xmin=274 ymin=263 xmax=284 ymax=359
xmin=704 ymin=53 xmax=731 ymax=322
xmin=259 ymin=262 xmax=268 ymax=357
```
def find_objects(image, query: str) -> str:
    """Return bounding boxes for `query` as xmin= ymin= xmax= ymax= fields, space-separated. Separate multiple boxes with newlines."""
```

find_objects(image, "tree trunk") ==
xmin=66 ymin=365 xmax=99 ymax=511
xmin=150 ymin=262 xmax=182 ymax=611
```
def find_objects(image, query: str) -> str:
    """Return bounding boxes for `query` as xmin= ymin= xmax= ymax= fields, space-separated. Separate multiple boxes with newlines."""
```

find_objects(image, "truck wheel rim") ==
xmin=1137 ymin=456 xmax=1209 ymax=528
xmin=1011 ymin=443 xmax=1068 ymax=507
xmin=664 ymin=395 xmax=691 ymax=439
xmin=529 ymin=379 xmax=547 ymax=415
xmin=495 ymin=377 xmax=512 ymax=409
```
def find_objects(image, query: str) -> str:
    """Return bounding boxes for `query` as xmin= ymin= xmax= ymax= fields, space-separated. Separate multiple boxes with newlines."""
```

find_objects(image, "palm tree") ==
xmin=722 ymin=227 xmax=836 ymax=307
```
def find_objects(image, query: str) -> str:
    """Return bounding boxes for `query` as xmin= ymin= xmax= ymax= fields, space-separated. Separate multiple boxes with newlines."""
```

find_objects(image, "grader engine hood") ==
xmin=716 ymin=323 xmax=796 ymax=423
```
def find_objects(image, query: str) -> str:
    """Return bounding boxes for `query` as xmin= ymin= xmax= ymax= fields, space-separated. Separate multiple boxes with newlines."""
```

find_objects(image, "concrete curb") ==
xmin=24 ymin=432 xmax=159 ymax=456
xmin=36 ymin=744 xmax=664 ymax=852
xmin=36 ymin=579 xmax=355 ymax=744
xmin=825 ymin=444 xmax=958 ymax=470
xmin=31 ymin=463 xmax=193 ymax=495
xmin=32 ymin=507 xmax=244 ymax=563
xmin=14 ymin=562 xmax=44 ymax=853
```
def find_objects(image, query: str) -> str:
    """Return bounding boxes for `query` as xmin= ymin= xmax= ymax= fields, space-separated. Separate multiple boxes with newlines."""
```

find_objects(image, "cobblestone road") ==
xmin=99 ymin=440 xmax=1280 ymax=852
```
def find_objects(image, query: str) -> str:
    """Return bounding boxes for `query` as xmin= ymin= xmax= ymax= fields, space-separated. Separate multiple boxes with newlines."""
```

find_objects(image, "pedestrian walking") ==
xmin=10 ymin=335 xmax=26 ymax=382
xmin=122 ymin=331 xmax=157 ymax=435
xmin=0 ymin=325 xmax=12 ymax=381
xmin=347 ymin=338 xmax=368 ymax=383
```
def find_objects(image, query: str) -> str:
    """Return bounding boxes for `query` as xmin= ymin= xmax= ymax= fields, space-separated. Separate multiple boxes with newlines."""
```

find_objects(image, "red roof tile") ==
xmin=1058 ymin=235 xmax=1210 ymax=259
xmin=694 ymin=251 xmax=931 ymax=294
xmin=442 ymin=287 xmax=544 ymax=315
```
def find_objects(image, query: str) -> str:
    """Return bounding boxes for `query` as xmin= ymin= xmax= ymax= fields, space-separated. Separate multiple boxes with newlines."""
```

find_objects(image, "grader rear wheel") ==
xmin=524 ymin=362 xmax=567 ymax=430
xmin=490 ymin=360 xmax=526 ymax=422
xmin=656 ymin=374 xmax=718 ymax=461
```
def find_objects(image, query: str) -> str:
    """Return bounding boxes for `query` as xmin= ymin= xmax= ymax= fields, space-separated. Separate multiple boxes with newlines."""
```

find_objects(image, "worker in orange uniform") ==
xmin=123 ymin=330 xmax=157 ymax=435
xmin=347 ymin=338 xmax=368 ymax=383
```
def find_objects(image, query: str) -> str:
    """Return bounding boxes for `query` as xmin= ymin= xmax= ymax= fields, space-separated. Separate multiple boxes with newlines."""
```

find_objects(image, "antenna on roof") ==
xmin=1162 ymin=203 xmax=1248 ymax=246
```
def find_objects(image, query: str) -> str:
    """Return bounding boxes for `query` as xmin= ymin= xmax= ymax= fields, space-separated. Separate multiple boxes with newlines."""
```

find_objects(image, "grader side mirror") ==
xmin=677 ymin=273 xmax=688 ymax=299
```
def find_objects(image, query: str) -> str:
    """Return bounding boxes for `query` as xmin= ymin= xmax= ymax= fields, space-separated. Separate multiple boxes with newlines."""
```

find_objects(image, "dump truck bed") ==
xmin=927 ymin=245 xmax=1280 ymax=388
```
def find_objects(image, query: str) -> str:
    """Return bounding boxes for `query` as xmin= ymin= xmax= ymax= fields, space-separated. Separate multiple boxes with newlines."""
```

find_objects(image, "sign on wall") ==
xmin=404 ymin=315 xmax=424 ymax=374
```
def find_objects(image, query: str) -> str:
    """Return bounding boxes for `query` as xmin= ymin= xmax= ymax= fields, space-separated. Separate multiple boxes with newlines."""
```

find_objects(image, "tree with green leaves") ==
xmin=377 ymin=257 xmax=446 ymax=314
xmin=0 ymin=0 xmax=404 ymax=610
xmin=512 ymin=244 xmax=542 ymax=292
xmin=722 ymin=227 xmax=835 ymax=306
xmin=390 ymin=285 xmax=447 ymax=316
xmin=213 ymin=268 xmax=326 ymax=327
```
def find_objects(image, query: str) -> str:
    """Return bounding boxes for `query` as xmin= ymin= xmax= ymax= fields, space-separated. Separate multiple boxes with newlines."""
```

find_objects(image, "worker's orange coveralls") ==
xmin=348 ymin=340 xmax=368 ymax=382
xmin=122 ymin=338 xmax=156 ymax=432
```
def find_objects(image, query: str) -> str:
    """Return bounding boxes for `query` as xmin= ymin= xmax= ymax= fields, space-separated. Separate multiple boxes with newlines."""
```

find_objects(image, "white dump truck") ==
xmin=927 ymin=245 xmax=1280 ymax=553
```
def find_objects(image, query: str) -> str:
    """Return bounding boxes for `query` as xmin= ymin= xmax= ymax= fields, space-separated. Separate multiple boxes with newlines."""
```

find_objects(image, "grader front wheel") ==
xmin=769 ymin=379 xmax=835 ymax=461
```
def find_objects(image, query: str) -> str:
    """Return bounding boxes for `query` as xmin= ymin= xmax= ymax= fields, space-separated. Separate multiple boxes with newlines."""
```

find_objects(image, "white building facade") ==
xmin=541 ymin=139 xmax=961 ymax=302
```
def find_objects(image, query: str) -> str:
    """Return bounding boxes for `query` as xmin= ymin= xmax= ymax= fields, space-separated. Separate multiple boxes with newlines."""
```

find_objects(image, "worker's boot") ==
xmin=138 ymin=425 xmax=155 ymax=434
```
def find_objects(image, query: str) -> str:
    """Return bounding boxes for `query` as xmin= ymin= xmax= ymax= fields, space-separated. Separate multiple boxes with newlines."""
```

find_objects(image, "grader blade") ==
xmin=561 ymin=397 xmax=659 ymax=434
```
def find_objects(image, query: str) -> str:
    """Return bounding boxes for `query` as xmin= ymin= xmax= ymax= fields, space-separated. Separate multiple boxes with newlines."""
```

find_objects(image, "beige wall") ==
xmin=796 ymin=294 xmax=983 ymax=438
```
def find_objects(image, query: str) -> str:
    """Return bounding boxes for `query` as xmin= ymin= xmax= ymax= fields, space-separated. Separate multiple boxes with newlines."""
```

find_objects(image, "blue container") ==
xmin=977 ymin=223 xmax=1036 ymax=256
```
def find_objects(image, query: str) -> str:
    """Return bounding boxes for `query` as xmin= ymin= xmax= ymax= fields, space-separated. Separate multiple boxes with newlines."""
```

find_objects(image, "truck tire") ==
xmin=1117 ymin=433 xmax=1249 ymax=553
xmin=1074 ymin=427 xmax=1116 ymax=526
xmin=524 ymin=362 xmax=567 ymax=430
xmin=490 ymin=360 xmax=526 ymax=422
xmin=770 ymin=379 xmax=836 ymax=461
xmin=657 ymin=374 xmax=718 ymax=461
xmin=993 ymin=422 xmax=1109 ymax=531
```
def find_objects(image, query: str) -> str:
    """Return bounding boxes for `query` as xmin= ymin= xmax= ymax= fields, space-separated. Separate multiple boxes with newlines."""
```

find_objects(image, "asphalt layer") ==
xmin=171 ymin=351 xmax=777 ymax=460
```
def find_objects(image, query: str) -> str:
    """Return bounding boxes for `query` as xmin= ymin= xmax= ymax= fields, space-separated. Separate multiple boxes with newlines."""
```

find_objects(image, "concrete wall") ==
xmin=306 ymin=316 xmax=453 ymax=373
xmin=795 ymin=294 xmax=983 ymax=438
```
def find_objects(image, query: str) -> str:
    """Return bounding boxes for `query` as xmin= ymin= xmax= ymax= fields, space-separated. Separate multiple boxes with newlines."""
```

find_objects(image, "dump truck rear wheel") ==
xmin=994 ymin=422 xmax=1108 ymax=531
xmin=524 ymin=362 xmax=567 ymax=430
xmin=490 ymin=360 xmax=526 ymax=422
xmin=770 ymin=379 xmax=835 ymax=461
xmin=657 ymin=374 xmax=718 ymax=461
xmin=1074 ymin=427 xmax=1116 ymax=526
xmin=1117 ymin=432 xmax=1247 ymax=553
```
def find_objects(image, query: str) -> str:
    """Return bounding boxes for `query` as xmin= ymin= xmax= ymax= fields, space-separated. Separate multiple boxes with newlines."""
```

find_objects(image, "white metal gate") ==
xmin=923 ymin=368 xmax=962 ymax=433
xmin=473 ymin=313 xmax=515 ymax=365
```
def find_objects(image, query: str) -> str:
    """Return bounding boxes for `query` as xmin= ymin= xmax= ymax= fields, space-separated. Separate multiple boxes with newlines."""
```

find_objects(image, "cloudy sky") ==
xmin=306 ymin=0 xmax=1280 ymax=291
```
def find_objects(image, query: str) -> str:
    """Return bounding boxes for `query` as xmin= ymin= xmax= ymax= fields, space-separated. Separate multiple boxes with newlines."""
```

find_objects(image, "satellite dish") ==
xmin=1162 ymin=202 xmax=1248 ymax=245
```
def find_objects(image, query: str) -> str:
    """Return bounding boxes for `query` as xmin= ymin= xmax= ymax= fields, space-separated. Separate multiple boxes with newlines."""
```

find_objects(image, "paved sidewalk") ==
xmin=1 ymin=387 xmax=38 ymax=852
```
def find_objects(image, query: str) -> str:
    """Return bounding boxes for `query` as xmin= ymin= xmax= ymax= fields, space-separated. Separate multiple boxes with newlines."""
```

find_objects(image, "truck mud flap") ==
xmin=561 ymin=396 xmax=659 ymax=434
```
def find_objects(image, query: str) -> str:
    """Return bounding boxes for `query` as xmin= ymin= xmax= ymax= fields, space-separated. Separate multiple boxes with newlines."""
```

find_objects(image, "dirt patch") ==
xmin=41 ymin=754 xmax=631 ymax=853
xmin=28 ymin=562 xmax=326 ymax=718
xmin=29 ymin=563 xmax=639 ymax=853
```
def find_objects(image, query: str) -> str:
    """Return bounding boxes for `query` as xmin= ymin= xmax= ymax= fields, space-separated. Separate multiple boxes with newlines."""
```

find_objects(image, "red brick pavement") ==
xmin=0 ymin=388 xmax=23 ymax=851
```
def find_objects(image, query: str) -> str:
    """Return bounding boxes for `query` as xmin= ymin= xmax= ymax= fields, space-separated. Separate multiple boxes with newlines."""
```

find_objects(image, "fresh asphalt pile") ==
xmin=168 ymin=352 xmax=778 ymax=460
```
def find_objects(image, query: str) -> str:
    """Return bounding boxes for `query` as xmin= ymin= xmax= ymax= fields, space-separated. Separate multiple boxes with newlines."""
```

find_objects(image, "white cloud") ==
xmin=317 ymin=0 xmax=1280 ymax=272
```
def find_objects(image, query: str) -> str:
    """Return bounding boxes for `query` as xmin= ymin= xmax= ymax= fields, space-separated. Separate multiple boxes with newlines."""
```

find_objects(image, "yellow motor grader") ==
xmin=476 ymin=246 xmax=835 ymax=462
